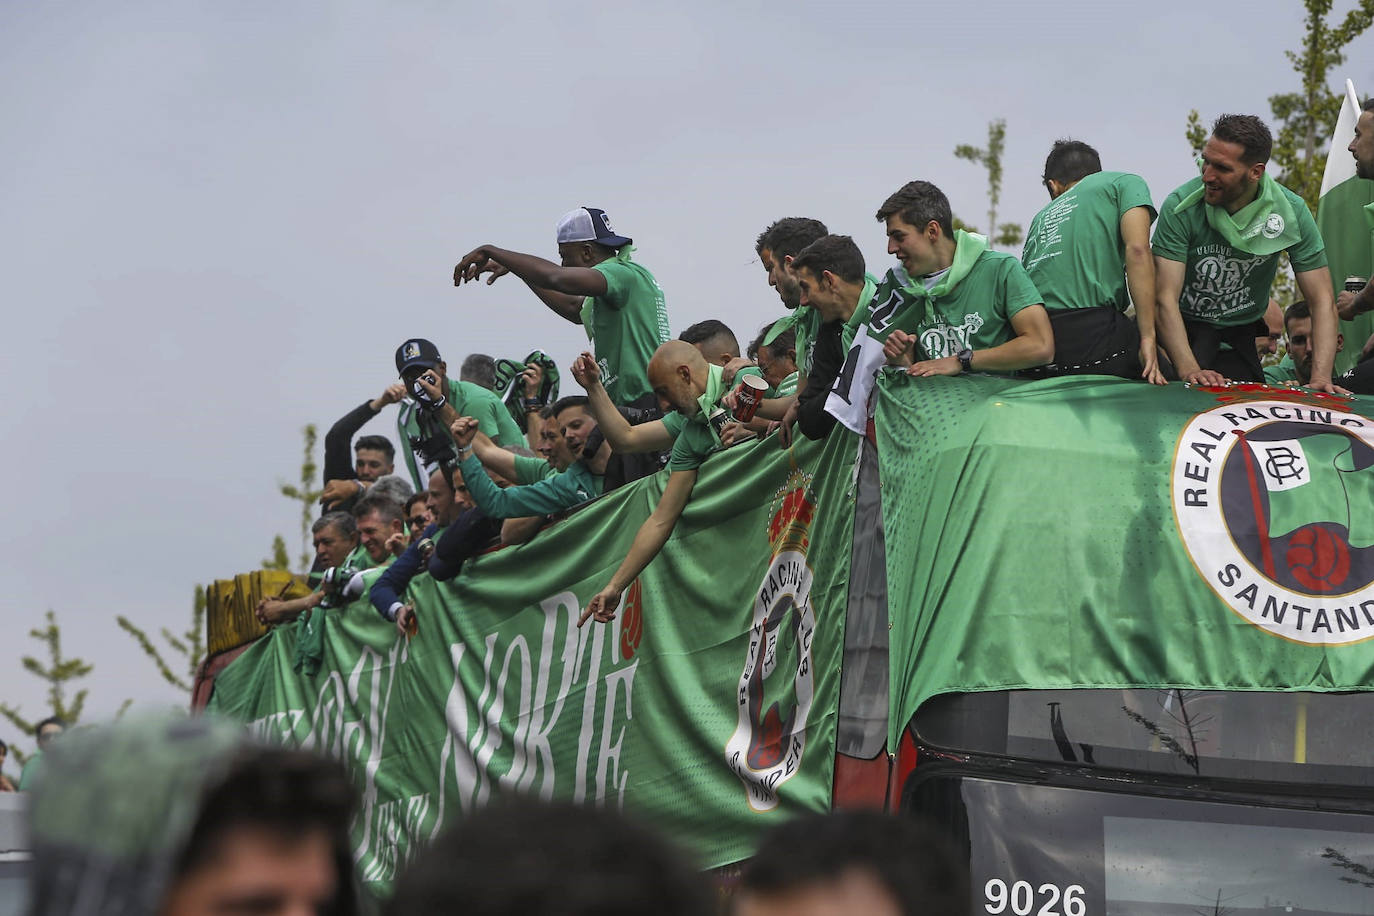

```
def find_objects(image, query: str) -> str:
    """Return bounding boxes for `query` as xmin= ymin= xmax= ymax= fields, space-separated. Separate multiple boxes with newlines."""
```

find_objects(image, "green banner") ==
xmin=208 ymin=430 xmax=856 ymax=892
xmin=875 ymin=372 xmax=1374 ymax=749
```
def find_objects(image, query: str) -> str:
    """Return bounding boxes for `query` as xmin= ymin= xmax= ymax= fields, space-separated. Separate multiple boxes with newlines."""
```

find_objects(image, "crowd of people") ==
xmin=18 ymin=714 xmax=970 ymax=915
xmin=235 ymin=110 xmax=1374 ymax=639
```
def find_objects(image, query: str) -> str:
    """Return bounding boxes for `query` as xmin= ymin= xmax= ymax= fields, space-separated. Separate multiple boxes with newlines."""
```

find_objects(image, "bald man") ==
xmin=580 ymin=340 xmax=731 ymax=626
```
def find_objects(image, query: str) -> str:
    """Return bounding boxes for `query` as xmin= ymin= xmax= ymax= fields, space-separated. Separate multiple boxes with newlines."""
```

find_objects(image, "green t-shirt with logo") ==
xmin=586 ymin=257 xmax=671 ymax=406
xmin=1152 ymin=176 xmax=1327 ymax=327
xmin=1022 ymin=171 xmax=1156 ymax=312
xmin=898 ymin=250 xmax=1043 ymax=361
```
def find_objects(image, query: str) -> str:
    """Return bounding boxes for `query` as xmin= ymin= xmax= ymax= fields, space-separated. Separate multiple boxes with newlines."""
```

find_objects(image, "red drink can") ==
xmin=732 ymin=374 xmax=769 ymax=423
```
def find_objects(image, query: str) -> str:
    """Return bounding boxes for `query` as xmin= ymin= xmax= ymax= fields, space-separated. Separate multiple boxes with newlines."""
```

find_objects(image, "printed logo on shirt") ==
xmin=1181 ymin=247 xmax=1265 ymax=319
xmin=918 ymin=313 xmax=985 ymax=359
xmin=1262 ymin=213 xmax=1285 ymax=239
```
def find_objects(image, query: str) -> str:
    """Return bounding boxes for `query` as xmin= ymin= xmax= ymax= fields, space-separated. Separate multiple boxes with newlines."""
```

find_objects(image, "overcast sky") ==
xmin=3 ymin=0 xmax=1373 ymax=751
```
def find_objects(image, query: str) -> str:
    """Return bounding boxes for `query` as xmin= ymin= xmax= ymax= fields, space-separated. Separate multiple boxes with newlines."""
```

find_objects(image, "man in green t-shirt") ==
xmin=1338 ymin=98 xmax=1374 ymax=322
xmin=756 ymin=217 xmax=829 ymax=433
xmin=397 ymin=338 xmax=525 ymax=487
xmin=1152 ymin=114 xmax=1340 ymax=391
xmin=1022 ymin=140 xmax=1165 ymax=383
xmin=580 ymin=340 xmax=732 ymax=627
xmin=876 ymin=181 xmax=1054 ymax=380
xmin=453 ymin=207 xmax=670 ymax=408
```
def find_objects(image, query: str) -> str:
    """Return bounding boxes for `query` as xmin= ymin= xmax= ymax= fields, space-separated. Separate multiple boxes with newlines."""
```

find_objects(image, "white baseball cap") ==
xmin=555 ymin=206 xmax=633 ymax=248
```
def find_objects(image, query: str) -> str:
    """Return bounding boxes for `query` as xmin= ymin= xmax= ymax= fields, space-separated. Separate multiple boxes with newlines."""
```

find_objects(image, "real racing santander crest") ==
xmin=1172 ymin=387 xmax=1374 ymax=645
xmin=725 ymin=470 xmax=818 ymax=811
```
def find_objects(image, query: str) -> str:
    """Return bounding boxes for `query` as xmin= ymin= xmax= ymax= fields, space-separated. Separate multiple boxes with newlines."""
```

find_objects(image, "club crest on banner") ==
xmin=725 ymin=469 xmax=818 ymax=811
xmin=1172 ymin=393 xmax=1374 ymax=645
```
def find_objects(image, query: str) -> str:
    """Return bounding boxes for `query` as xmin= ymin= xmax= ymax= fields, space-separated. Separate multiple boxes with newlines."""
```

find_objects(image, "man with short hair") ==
xmin=736 ymin=811 xmax=970 ymax=916
xmin=1338 ymin=98 xmax=1374 ymax=322
xmin=1256 ymin=299 xmax=1285 ymax=362
xmin=28 ymin=715 xmax=360 ymax=916
xmin=679 ymin=319 xmax=744 ymax=367
xmin=403 ymin=492 xmax=432 ymax=541
xmin=757 ymin=217 xmax=829 ymax=376
xmin=878 ymin=180 xmax=1054 ymax=379
xmin=395 ymin=338 xmax=524 ymax=487
xmin=17 ymin=716 xmax=65 ymax=792
xmin=254 ymin=513 xmax=364 ymax=626
xmin=352 ymin=494 xmax=406 ymax=565
xmin=320 ymin=380 xmax=405 ymax=512
xmin=459 ymin=352 xmax=498 ymax=389
xmin=1266 ymin=300 xmax=1374 ymax=393
xmin=1153 ymin=114 xmax=1340 ymax=390
xmin=450 ymin=397 xmax=610 ymax=521
xmin=453 ymin=207 xmax=671 ymax=409
xmin=581 ymin=340 xmax=736 ymax=627
xmin=1022 ymin=139 xmax=1165 ymax=382
xmin=787 ymin=235 xmax=879 ymax=440
xmin=749 ymin=321 xmax=800 ymax=397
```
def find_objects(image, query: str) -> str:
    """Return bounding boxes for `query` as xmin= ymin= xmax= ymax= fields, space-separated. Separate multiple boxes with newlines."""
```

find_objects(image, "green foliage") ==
xmin=274 ymin=424 xmax=322 ymax=574
xmin=954 ymin=118 xmax=1023 ymax=248
xmin=1185 ymin=109 xmax=1208 ymax=159
xmin=1267 ymin=0 xmax=1374 ymax=215
xmin=262 ymin=534 xmax=290 ymax=571
xmin=0 ymin=610 xmax=93 ymax=753
xmin=115 ymin=585 xmax=207 ymax=694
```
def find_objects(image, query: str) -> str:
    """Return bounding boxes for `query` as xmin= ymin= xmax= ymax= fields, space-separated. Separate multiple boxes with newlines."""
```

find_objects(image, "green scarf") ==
xmin=695 ymin=362 xmax=726 ymax=422
xmin=868 ymin=231 xmax=988 ymax=340
xmin=493 ymin=350 xmax=561 ymax=431
xmin=842 ymin=274 xmax=879 ymax=350
xmin=293 ymin=543 xmax=371 ymax=675
xmin=762 ymin=305 xmax=813 ymax=346
xmin=1174 ymin=172 xmax=1300 ymax=257
xmin=1364 ymin=201 xmax=1374 ymax=233
xmin=579 ymin=245 xmax=637 ymax=333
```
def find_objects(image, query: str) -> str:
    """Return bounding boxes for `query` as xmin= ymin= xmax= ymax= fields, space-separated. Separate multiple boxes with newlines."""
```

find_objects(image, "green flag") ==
xmin=873 ymin=374 xmax=1374 ymax=750
xmin=1318 ymin=78 xmax=1374 ymax=377
xmin=208 ymin=430 xmax=857 ymax=893
xmin=1253 ymin=432 xmax=1374 ymax=548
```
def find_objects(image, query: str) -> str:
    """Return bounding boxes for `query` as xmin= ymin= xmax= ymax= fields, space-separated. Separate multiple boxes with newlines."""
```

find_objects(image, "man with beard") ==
xmin=1338 ymin=98 xmax=1374 ymax=322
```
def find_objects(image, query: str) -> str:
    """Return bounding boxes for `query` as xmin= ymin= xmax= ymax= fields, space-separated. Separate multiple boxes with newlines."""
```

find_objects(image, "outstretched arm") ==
xmin=580 ymin=469 xmax=697 ymax=626
xmin=571 ymin=352 xmax=674 ymax=452
xmin=454 ymin=245 xmax=608 ymax=323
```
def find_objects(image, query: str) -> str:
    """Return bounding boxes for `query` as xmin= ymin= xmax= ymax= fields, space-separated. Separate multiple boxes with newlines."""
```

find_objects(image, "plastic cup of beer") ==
xmin=732 ymin=374 xmax=769 ymax=423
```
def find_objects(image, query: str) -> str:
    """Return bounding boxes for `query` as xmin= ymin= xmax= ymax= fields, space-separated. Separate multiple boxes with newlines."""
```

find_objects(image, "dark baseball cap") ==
xmin=395 ymin=338 xmax=442 ymax=374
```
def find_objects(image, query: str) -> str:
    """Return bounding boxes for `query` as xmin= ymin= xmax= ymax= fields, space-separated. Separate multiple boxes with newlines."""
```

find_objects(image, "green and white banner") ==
xmin=875 ymin=373 xmax=1374 ymax=749
xmin=208 ymin=431 xmax=857 ymax=892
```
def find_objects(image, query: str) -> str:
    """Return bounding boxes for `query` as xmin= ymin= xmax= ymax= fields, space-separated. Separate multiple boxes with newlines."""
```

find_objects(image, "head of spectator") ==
xmin=679 ymin=319 xmax=742 ymax=367
xmin=352 ymin=435 xmax=394 ymax=482
xmin=1202 ymin=113 xmax=1272 ymax=213
xmin=757 ymin=217 xmax=829 ymax=310
xmin=790 ymin=235 xmax=869 ymax=323
xmin=368 ymin=474 xmax=414 ymax=507
xmin=395 ymin=337 xmax=451 ymax=399
xmin=353 ymin=494 xmax=405 ymax=564
xmin=876 ymin=181 xmax=956 ymax=279
xmin=28 ymin=714 xmax=359 ymax=916
xmin=749 ymin=322 xmax=799 ymax=391
xmin=648 ymin=340 xmax=712 ymax=417
xmin=1284 ymin=300 xmax=1343 ymax=384
xmin=427 ymin=466 xmax=472 ymax=527
xmin=404 ymin=492 xmax=432 ymax=539
xmin=1041 ymin=138 xmax=1102 ymax=199
xmin=35 ymin=716 xmax=65 ymax=751
xmin=385 ymin=798 xmax=708 ymax=916
xmin=556 ymin=206 xmax=632 ymax=268
xmin=552 ymin=396 xmax=600 ymax=462
xmin=736 ymin=811 xmax=970 ymax=916
xmin=313 ymin=512 xmax=358 ymax=569
xmin=537 ymin=402 xmax=577 ymax=471
xmin=459 ymin=353 xmax=498 ymax=390
xmin=1257 ymin=299 xmax=1284 ymax=359
xmin=1350 ymin=98 xmax=1374 ymax=179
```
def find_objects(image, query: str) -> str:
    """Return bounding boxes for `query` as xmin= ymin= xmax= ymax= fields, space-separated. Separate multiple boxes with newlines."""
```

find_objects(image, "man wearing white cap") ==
xmin=454 ymin=207 xmax=671 ymax=408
